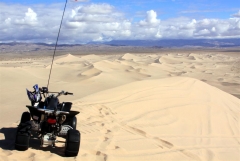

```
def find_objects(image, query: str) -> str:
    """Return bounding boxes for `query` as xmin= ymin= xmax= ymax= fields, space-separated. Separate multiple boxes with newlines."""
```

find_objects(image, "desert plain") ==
xmin=0 ymin=47 xmax=240 ymax=161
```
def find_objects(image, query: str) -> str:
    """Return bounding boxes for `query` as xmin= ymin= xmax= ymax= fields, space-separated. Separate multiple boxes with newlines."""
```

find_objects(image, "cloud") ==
xmin=77 ymin=3 xmax=114 ymax=14
xmin=232 ymin=10 xmax=240 ymax=18
xmin=4 ymin=18 xmax=11 ymax=24
xmin=0 ymin=3 xmax=64 ymax=43
xmin=68 ymin=4 xmax=121 ymax=25
xmin=139 ymin=10 xmax=160 ymax=27
xmin=15 ymin=8 xmax=38 ymax=26
xmin=63 ymin=3 xmax=131 ymax=42
xmin=0 ymin=2 xmax=240 ymax=43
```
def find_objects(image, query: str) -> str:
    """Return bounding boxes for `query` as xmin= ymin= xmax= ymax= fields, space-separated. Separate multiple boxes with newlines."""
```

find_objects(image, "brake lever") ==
xmin=65 ymin=92 xmax=73 ymax=95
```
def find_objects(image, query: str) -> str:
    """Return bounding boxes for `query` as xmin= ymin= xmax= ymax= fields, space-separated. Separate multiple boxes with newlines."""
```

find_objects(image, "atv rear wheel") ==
xmin=15 ymin=122 xmax=31 ymax=150
xmin=65 ymin=129 xmax=80 ymax=157
xmin=20 ymin=112 xmax=31 ymax=123
xmin=15 ymin=112 xmax=31 ymax=151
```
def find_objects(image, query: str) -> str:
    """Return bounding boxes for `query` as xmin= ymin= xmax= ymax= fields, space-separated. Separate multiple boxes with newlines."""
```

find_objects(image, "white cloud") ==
xmin=232 ymin=10 xmax=240 ymax=18
xmin=68 ymin=4 xmax=122 ymax=26
xmin=15 ymin=8 xmax=38 ymax=26
xmin=65 ymin=21 xmax=86 ymax=29
xmin=155 ymin=31 xmax=162 ymax=38
xmin=139 ymin=10 xmax=160 ymax=27
xmin=195 ymin=29 xmax=210 ymax=36
xmin=72 ymin=13 xmax=115 ymax=22
xmin=0 ymin=2 xmax=240 ymax=43
xmin=78 ymin=3 xmax=114 ymax=14
xmin=63 ymin=3 xmax=131 ymax=42
xmin=25 ymin=8 xmax=37 ymax=21
xmin=5 ymin=18 xmax=11 ymax=24
xmin=211 ymin=27 xmax=216 ymax=32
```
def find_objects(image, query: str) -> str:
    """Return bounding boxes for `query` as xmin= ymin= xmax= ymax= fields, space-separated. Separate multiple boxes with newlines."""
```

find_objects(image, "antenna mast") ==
xmin=47 ymin=0 xmax=68 ymax=88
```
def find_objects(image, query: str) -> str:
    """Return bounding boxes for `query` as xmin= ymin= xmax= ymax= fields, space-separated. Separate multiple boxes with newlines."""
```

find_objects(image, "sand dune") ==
xmin=54 ymin=53 xmax=82 ymax=63
xmin=0 ymin=52 xmax=239 ymax=161
xmin=77 ymin=77 xmax=240 ymax=161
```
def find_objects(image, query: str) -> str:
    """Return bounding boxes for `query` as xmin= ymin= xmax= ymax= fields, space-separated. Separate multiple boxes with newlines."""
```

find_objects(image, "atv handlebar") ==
xmin=39 ymin=87 xmax=73 ymax=96
xmin=55 ymin=91 xmax=73 ymax=97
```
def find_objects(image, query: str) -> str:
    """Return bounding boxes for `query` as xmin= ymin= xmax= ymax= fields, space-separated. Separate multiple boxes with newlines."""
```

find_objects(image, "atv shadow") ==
xmin=0 ymin=127 xmax=17 ymax=150
xmin=0 ymin=127 xmax=66 ymax=157
xmin=30 ymin=138 xmax=66 ymax=156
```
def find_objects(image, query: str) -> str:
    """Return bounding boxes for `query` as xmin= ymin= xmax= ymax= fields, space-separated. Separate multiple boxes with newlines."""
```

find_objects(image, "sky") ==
xmin=0 ymin=0 xmax=240 ymax=44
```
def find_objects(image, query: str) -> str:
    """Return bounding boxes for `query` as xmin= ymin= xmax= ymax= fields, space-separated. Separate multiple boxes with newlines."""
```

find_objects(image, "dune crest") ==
xmin=54 ymin=53 xmax=82 ymax=63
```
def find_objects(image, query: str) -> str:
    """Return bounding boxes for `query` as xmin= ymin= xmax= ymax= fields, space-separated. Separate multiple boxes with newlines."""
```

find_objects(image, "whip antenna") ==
xmin=47 ymin=0 xmax=68 ymax=88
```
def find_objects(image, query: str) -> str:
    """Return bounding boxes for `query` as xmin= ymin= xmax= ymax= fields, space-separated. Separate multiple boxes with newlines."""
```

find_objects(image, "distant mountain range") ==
xmin=1 ymin=39 xmax=240 ymax=48
xmin=102 ymin=39 xmax=240 ymax=48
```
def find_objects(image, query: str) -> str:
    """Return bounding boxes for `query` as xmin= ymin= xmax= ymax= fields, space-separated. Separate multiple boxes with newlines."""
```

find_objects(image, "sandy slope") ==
xmin=77 ymin=77 xmax=240 ymax=161
xmin=0 ymin=53 xmax=239 ymax=161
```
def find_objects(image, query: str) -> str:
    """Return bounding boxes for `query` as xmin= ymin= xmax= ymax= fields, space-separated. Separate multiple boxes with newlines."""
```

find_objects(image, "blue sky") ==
xmin=0 ymin=0 xmax=240 ymax=43
xmin=2 ymin=0 xmax=239 ymax=19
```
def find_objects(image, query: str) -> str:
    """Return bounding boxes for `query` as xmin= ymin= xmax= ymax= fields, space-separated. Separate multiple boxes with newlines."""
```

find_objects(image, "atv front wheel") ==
xmin=65 ymin=129 xmax=80 ymax=157
xmin=69 ymin=116 xmax=77 ymax=130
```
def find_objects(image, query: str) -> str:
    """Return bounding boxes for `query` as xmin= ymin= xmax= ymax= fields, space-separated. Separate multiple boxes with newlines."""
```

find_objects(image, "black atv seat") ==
xmin=45 ymin=96 xmax=59 ymax=110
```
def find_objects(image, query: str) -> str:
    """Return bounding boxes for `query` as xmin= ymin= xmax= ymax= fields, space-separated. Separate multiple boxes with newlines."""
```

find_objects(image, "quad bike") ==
xmin=15 ymin=84 xmax=80 ymax=156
